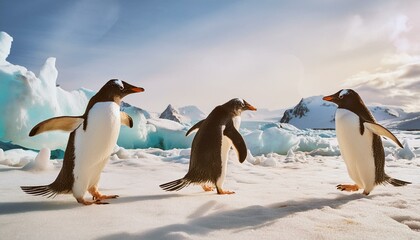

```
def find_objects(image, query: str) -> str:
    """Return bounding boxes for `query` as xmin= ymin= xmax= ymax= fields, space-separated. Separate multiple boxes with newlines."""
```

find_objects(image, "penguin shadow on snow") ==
xmin=97 ymin=194 xmax=368 ymax=240
xmin=0 ymin=200 xmax=78 ymax=215
xmin=0 ymin=193 xmax=184 ymax=215
xmin=111 ymin=193 xmax=183 ymax=204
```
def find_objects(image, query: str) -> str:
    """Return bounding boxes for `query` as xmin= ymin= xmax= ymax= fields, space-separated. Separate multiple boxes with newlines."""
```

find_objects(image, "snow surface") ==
xmin=0 ymin=134 xmax=419 ymax=239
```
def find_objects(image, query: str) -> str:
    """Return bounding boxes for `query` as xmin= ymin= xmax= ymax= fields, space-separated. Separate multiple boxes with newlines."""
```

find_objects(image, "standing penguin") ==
xmin=160 ymin=98 xmax=256 ymax=194
xmin=21 ymin=79 xmax=144 ymax=205
xmin=323 ymin=89 xmax=410 ymax=195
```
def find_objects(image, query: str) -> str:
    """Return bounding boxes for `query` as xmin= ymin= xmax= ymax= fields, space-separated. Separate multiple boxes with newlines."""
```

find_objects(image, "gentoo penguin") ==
xmin=323 ymin=89 xmax=411 ymax=195
xmin=21 ymin=79 xmax=144 ymax=205
xmin=160 ymin=98 xmax=256 ymax=194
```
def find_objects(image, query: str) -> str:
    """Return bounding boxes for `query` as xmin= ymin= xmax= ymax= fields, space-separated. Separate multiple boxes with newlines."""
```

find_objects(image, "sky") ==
xmin=1 ymin=0 xmax=420 ymax=113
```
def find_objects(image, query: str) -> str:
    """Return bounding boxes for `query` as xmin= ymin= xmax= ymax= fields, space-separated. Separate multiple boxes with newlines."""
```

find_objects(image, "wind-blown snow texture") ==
xmin=0 ymin=142 xmax=420 ymax=239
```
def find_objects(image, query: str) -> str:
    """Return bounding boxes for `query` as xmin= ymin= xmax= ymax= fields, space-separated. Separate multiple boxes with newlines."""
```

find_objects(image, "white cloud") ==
xmin=344 ymin=59 xmax=420 ymax=112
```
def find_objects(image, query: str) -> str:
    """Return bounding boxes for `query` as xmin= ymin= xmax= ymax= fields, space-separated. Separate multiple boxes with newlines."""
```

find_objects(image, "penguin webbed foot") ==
xmin=201 ymin=185 xmax=215 ymax=192
xmin=92 ymin=194 xmax=119 ymax=201
xmin=77 ymin=198 xmax=110 ymax=205
xmin=336 ymin=184 xmax=359 ymax=192
xmin=216 ymin=188 xmax=235 ymax=195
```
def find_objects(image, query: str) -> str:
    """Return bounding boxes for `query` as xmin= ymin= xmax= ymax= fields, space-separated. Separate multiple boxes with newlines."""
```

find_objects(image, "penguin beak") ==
xmin=130 ymin=87 xmax=145 ymax=93
xmin=123 ymin=81 xmax=145 ymax=94
xmin=243 ymin=100 xmax=257 ymax=111
xmin=322 ymin=95 xmax=335 ymax=102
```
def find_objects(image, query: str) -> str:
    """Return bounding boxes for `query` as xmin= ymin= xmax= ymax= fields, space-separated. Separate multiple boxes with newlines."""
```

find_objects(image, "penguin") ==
xmin=21 ymin=79 xmax=144 ymax=205
xmin=160 ymin=98 xmax=257 ymax=194
xmin=323 ymin=89 xmax=411 ymax=195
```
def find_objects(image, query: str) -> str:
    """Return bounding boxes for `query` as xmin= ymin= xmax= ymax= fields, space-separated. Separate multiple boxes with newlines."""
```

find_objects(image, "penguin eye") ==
xmin=119 ymin=85 xmax=124 ymax=90
xmin=339 ymin=95 xmax=344 ymax=99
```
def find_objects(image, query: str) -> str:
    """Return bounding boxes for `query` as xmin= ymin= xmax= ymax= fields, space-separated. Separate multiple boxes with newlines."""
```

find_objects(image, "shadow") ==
xmin=0 ymin=192 xmax=197 ymax=215
xmin=0 ymin=200 xmax=78 ymax=215
xmin=97 ymin=194 xmax=367 ymax=240
xmin=113 ymin=193 xmax=183 ymax=204
xmin=0 ymin=167 xmax=21 ymax=172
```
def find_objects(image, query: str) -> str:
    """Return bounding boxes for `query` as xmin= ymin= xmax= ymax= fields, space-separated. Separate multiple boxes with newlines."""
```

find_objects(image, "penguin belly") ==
xmin=72 ymin=102 xmax=121 ymax=198
xmin=336 ymin=109 xmax=375 ymax=192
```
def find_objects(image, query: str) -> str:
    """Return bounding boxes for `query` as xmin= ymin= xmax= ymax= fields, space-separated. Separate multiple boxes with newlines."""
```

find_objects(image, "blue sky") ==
xmin=1 ymin=0 xmax=420 ymax=112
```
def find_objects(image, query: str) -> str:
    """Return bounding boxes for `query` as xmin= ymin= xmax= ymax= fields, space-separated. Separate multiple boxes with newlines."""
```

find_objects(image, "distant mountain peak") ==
xmin=159 ymin=104 xmax=184 ymax=123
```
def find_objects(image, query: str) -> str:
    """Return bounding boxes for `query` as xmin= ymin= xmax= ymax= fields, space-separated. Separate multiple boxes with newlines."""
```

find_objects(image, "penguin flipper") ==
xmin=223 ymin=122 xmax=247 ymax=163
xmin=120 ymin=112 xmax=133 ymax=128
xmin=363 ymin=122 xmax=403 ymax=148
xmin=29 ymin=116 xmax=84 ymax=136
xmin=186 ymin=120 xmax=205 ymax=136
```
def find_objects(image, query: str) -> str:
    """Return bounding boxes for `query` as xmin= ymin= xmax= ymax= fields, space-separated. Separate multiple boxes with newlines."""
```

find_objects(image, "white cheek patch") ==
xmin=339 ymin=89 xmax=349 ymax=98
xmin=235 ymin=98 xmax=244 ymax=104
xmin=114 ymin=79 xmax=123 ymax=88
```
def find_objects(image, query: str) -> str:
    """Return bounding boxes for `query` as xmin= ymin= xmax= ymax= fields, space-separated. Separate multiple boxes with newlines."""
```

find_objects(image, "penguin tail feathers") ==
xmin=385 ymin=176 xmax=411 ymax=187
xmin=21 ymin=185 xmax=59 ymax=198
xmin=159 ymin=178 xmax=191 ymax=192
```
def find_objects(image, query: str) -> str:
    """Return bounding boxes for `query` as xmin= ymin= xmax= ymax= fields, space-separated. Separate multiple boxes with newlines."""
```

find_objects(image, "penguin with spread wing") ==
xmin=160 ymin=98 xmax=256 ymax=194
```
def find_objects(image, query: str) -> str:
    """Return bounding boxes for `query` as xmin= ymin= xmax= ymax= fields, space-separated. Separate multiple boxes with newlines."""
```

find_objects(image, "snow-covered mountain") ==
xmin=178 ymin=105 xmax=206 ymax=123
xmin=159 ymin=104 xmax=187 ymax=124
xmin=280 ymin=95 xmax=420 ymax=130
xmin=160 ymin=104 xmax=206 ymax=124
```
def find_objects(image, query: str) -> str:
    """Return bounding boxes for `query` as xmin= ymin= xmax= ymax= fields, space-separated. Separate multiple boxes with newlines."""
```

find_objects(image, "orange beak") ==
xmin=244 ymin=101 xmax=257 ymax=111
xmin=322 ymin=95 xmax=334 ymax=101
xmin=131 ymin=87 xmax=145 ymax=93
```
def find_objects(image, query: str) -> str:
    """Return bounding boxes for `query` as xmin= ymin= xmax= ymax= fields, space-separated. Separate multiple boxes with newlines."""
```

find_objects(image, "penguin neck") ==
xmin=232 ymin=116 xmax=241 ymax=130
xmin=113 ymin=96 xmax=122 ymax=106
xmin=338 ymin=104 xmax=375 ymax=122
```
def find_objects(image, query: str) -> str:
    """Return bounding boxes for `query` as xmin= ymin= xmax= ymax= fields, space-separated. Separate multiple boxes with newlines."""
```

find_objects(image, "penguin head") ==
xmin=322 ymin=89 xmax=365 ymax=110
xmin=99 ymin=79 xmax=144 ymax=103
xmin=222 ymin=98 xmax=257 ymax=116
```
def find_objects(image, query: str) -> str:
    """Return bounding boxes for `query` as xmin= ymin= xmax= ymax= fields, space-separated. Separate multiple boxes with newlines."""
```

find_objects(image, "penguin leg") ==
xmin=336 ymin=184 xmax=360 ymax=192
xmin=201 ymin=184 xmax=214 ymax=192
xmin=216 ymin=178 xmax=235 ymax=195
xmin=88 ymin=186 xmax=119 ymax=200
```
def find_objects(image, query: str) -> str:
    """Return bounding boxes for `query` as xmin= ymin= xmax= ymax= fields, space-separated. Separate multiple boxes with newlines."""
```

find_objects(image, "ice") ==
xmin=0 ymin=32 xmax=12 ymax=62
xmin=0 ymin=148 xmax=37 ymax=167
xmin=395 ymin=140 xmax=416 ymax=160
xmin=243 ymin=123 xmax=340 ymax=156
xmin=0 ymin=42 xmax=94 ymax=150
xmin=21 ymin=148 xmax=55 ymax=171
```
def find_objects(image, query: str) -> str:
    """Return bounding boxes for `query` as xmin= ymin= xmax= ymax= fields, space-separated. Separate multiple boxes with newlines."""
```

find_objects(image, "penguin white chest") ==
xmin=72 ymin=102 xmax=121 ymax=196
xmin=217 ymin=119 xmax=240 ymax=187
xmin=335 ymin=109 xmax=375 ymax=190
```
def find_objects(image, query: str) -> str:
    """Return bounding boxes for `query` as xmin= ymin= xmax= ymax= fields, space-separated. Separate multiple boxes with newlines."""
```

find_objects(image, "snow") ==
xmin=0 ymin=31 xmax=12 ymax=63
xmin=159 ymin=104 xmax=189 ymax=124
xmin=0 ymin=136 xmax=419 ymax=239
